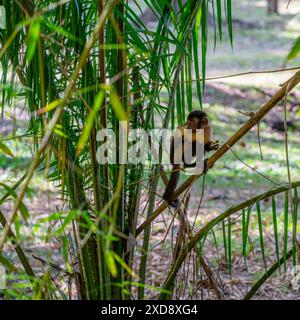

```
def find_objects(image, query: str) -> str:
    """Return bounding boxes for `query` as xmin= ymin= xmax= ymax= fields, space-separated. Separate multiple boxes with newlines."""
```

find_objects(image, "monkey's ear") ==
xmin=200 ymin=117 xmax=208 ymax=127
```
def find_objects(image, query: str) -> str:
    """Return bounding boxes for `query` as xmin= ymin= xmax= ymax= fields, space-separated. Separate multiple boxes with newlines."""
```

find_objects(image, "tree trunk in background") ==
xmin=267 ymin=0 xmax=279 ymax=14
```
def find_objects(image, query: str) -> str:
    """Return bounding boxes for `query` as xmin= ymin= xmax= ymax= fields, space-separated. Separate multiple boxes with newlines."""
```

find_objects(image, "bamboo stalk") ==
xmin=110 ymin=1 xmax=127 ymax=300
xmin=97 ymin=0 xmax=111 ymax=300
xmin=0 ymin=208 xmax=35 ymax=278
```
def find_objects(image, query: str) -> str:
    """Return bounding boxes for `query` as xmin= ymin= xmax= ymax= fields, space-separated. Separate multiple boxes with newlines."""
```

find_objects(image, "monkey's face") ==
xmin=186 ymin=116 xmax=212 ymax=144
xmin=187 ymin=117 xmax=199 ymax=132
xmin=187 ymin=116 xmax=209 ymax=131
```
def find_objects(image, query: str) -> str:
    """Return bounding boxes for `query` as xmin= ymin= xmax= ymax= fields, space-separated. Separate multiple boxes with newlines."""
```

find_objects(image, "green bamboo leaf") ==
xmin=77 ymin=90 xmax=105 ymax=155
xmin=293 ymin=188 xmax=298 ymax=266
xmin=222 ymin=220 xmax=228 ymax=266
xmin=196 ymin=233 xmax=208 ymax=274
xmin=192 ymin=29 xmax=202 ymax=107
xmin=112 ymin=251 xmax=136 ymax=277
xmin=181 ymin=65 xmax=185 ymax=122
xmin=0 ymin=140 xmax=14 ymax=157
xmin=242 ymin=208 xmax=246 ymax=256
xmin=272 ymin=195 xmax=280 ymax=273
xmin=36 ymin=99 xmax=62 ymax=115
xmin=246 ymin=206 xmax=252 ymax=237
xmin=216 ymin=0 xmax=223 ymax=41
xmin=226 ymin=0 xmax=233 ymax=47
xmin=176 ymin=80 xmax=182 ymax=124
xmin=61 ymin=236 xmax=72 ymax=273
xmin=210 ymin=228 xmax=220 ymax=265
xmin=286 ymin=36 xmax=300 ymax=62
xmin=201 ymin=0 xmax=207 ymax=92
xmin=192 ymin=6 xmax=202 ymax=106
xmin=0 ymin=18 xmax=31 ymax=60
xmin=26 ymin=18 xmax=40 ymax=62
xmin=14 ymin=215 xmax=21 ymax=238
xmin=185 ymin=48 xmax=192 ymax=112
xmin=211 ymin=0 xmax=217 ymax=51
xmin=161 ymin=46 xmax=171 ymax=85
xmin=38 ymin=212 xmax=63 ymax=223
xmin=105 ymin=250 xmax=118 ymax=278
xmin=283 ymin=191 xmax=289 ymax=272
xmin=42 ymin=18 xmax=84 ymax=45
xmin=242 ymin=206 xmax=252 ymax=258
xmin=198 ymin=233 xmax=208 ymax=257
xmin=109 ymin=88 xmax=128 ymax=121
xmin=228 ymin=217 xmax=232 ymax=276
xmin=0 ymin=183 xmax=29 ymax=222
xmin=56 ymin=210 xmax=80 ymax=236
xmin=256 ymin=201 xmax=267 ymax=270
xmin=53 ymin=126 xmax=68 ymax=139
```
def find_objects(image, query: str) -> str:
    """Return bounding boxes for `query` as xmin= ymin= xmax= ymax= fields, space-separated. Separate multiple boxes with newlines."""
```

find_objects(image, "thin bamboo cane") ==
xmin=0 ymin=208 xmax=35 ymax=278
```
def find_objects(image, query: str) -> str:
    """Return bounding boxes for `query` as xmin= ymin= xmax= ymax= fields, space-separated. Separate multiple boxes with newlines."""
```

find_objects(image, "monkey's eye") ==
xmin=201 ymin=117 xmax=208 ymax=127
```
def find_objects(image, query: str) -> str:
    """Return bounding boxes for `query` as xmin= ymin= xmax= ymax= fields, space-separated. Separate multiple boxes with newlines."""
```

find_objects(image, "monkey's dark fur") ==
xmin=162 ymin=110 xmax=218 ymax=208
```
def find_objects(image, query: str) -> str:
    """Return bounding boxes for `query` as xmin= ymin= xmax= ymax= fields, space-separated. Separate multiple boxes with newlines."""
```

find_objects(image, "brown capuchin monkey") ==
xmin=162 ymin=110 xmax=219 ymax=208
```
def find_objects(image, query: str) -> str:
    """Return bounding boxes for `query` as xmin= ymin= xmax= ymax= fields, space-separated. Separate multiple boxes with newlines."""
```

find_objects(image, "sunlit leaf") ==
xmin=36 ymin=99 xmax=62 ymax=115
xmin=56 ymin=210 xmax=80 ymax=236
xmin=0 ymin=140 xmax=14 ymax=157
xmin=256 ymin=201 xmax=267 ymax=270
xmin=105 ymin=250 xmax=118 ymax=278
xmin=109 ymin=88 xmax=128 ymax=121
xmin=77 ymin=90 xmax=105 ymax=155
xmin=112 ymin=251 xmax=136 ymax=278
xmin=286 ymin=36 xmax=300 ymax=62
xmin=26 ymin=18 xmax=40 ymax=62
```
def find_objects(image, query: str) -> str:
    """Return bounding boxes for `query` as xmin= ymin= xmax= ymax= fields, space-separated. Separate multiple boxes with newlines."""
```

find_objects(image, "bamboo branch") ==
xmin=136 ymin=69 xmax=300 ymax=237
xmin=244 ymin=249 xmax=294 ymax=300
xmin=159 ymin=180 xmax=300 ymax=298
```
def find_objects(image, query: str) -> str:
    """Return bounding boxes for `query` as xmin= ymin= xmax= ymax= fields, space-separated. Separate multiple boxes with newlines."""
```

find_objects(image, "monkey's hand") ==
xmin=205 ymin=140 xmax=219 ymax=152
xmin=162 ymin=192 xmax=180 ymax=209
